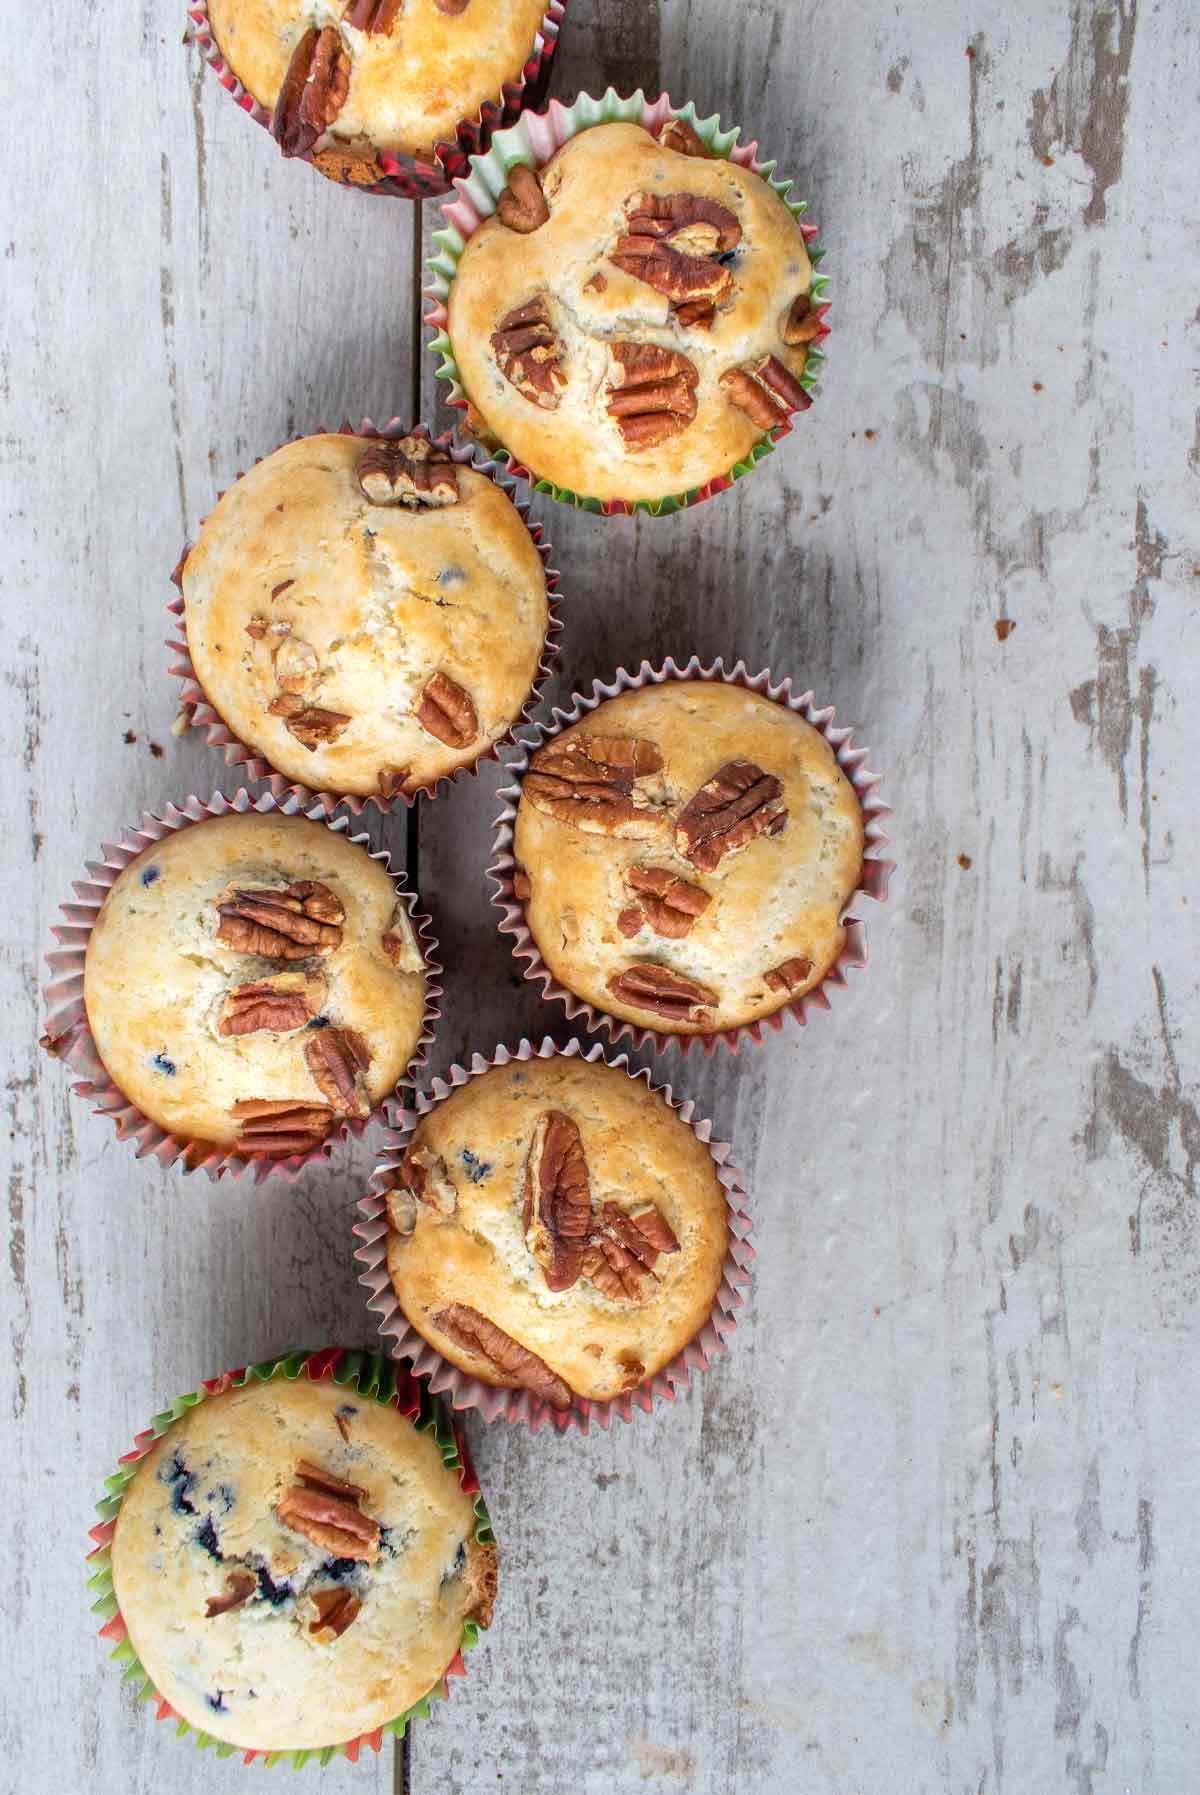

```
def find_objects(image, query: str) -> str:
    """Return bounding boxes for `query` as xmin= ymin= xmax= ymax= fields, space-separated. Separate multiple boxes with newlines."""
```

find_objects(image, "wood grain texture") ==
xmin=2 ymin=1 xmax=1198 ymax=1791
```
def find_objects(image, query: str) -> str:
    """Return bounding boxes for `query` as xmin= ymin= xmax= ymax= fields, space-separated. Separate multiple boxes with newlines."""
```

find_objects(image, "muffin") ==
xmin=202 ymin=0 xmax=554 ymax=185
xmin=103 ymin=1363 xmax=495 ymax=1754
xmin=381 ymin=1054 xmax=731 ymax=1408
xmin=509 ymin=681 xmax=865 ymax=1035
xmin=445 ymin=117 xmax=822 ymax=504
xmin=82 ymin=811 xmax=428 ymax=1156
xmin=178 ymin=434 xmax=551 ymax=801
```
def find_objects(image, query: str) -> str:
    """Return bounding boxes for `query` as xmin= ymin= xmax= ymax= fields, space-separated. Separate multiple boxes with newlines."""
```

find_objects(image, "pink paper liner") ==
xmin=490 ymin=657 xmax=895 ymax=1056
xmin=167 ymin=421 xmax=563 ymax=816
xmin=186 ymin=0 xmax=567 ymax=200
xmin=353 ymin=1035 xmax=756 ymax=1435
xmin=41 ymin=789 xmax=442 ymax=1185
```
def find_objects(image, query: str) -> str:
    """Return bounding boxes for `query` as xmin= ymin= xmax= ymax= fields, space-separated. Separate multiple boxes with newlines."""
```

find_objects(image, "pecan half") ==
xmin=343 ymin=0 xmax=401 ymax=31
xmin=268 ymin=692 xmax=352 ymax=750
xmin=272 ymin=25 xmax=350 ymax=160
xmin=607 ymin=963 xmax=717 ymax=1026
xmin=219 ymin=981 xmax=313 ymax=1037
xmin=216 ymin=881 xmax=344 ymax=959
xmin=764 ymin=955 xmax=814 ymax=995
xmin=495 ymin=163 xmax=549 ymax=234
xmin=721 ymin=355 xmax=812 ymax=430
xmin=232 ymin=1098 xmax=335 ymax=1155
xmin=305 ymin=1028 xmax=371 ymax=1117
xmin=676 ymin=760 xmax=788 ymax=872
xmin=416 ymin=671 xmax=478 ymax=750
xmin=523 ymin=1111 xmax=592 ymax=1292
xmin=659 ymin=117 xmax=712 ymax=158
xmin=490 ymin=297 xmax=566 ymax=409
xmin=435 ymin=1303 xmax=572 ymax=1410
xmin=277 ymin=1467 xmax=381 ymax=1563
xmin=612 ymin=192 xmax=741 ymax=313
xmin=310 ymin=1587 xmax=362 ymax=1639
xmin=525 ymin=733 xmax=665 ymax=834
xmin=205 ymin=1570 xmax=256 ymax=1618
xmin=357 ymin=437 xmax=458 ymax=508
xmin=626 ymin=865 xmax=711 ymax=939
xmin=582 ymin=1200 xmax=681 ymax=1304
xmin=607 ymin=343 xmax=699 ymax=450
xmin=781 ymin=293 xmax=823 ymax=346
xmin=398 ymin=1143 xmax=457 ymax=1215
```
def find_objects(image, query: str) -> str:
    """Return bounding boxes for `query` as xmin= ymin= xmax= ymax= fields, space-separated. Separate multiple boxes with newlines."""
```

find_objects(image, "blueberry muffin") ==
xmin=83 ymin=812 xmax=428 ymax=1155
xmin=510 ymin=681 xmax=864 ymax=1035
xmin=382 ymin=1054 xmax=730 ymax=1407
xmin=447 ymin=119 xmax=821 ymax=503
xmin=179 ymin=434 xmax=550 ymax=800
xmin=108 ymin=1370 xmax=495 ymax=1753
xmin=206 ymin=0 xmax=551 ymax=182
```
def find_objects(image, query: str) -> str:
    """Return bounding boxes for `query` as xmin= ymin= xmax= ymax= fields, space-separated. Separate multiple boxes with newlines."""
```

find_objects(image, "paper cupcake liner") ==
xmin=85 ymin=1347 xmax=493 ymax=1767
xmin=186 ymin=0 xmax=567 ymax=200
xmin=40 ymin=788 xmax=441 ymax=1184
xmin=168 ymin=421 xmax=564 ymax=816
xmin=353 ymin=1035 xmax=755 ymax=1435
xmin=425 ymin=89 xmax=830 ymax=516
xmin=490 ymin=657 xmax=894 ymax=1055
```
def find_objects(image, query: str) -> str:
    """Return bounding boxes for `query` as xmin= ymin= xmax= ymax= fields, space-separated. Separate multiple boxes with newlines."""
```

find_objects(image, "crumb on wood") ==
xmin=995 ymin=618 xmax=1016 ymax=641
xmin=150 ymin=742 xmax=164 ymax=758
xmin=123 ymin=729 xmax=137 ymax=744
xmin=957 ymin=853 xmax=973 ymax=870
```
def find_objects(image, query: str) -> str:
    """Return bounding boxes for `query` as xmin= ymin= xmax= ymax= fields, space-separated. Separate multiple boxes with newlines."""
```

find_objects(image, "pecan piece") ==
xmin=781 ymin=293 xmax=824 ymax=346
xmin=219 ymin=981 xmax=313 ymax=1037
xmin=607 ymin=963 xmax=717 ymax=1026
xmin=277 ymin=1471 xmax=381 ymax=1563
xmin=381 ymin=905 xmax=422 ymax=972
xmin=305 ymin=1028 xmax=371 ymax=1117
xmin=511 ymin=867 xmax=532 ymax=903
xmin=617 ymin=905 xmax=644 ymax=938
xmin=357 ymin=436 xmax=458 ymax=508
xmin=659 ymin=117 xmax=712 ymax=158
xmin=232 ymin=1098 xmax=334 ymax=1155
xmin=626 ymin=865 xmax=711 ymax=939
xmin=273 ymin=635 xmax=318 ymax=693
xmin=272 ymin=25 xmax=350 ymax=160
xmin=296 ymin=1459 xmax=365 ymax=1500
xmin=343 ymin=0 xmax=401 ymax=31
xmin=216 ymin=881 xmax=344 ymax=959
xmin=612 ymin=192 xmax=741 ymax=312
xmin=721 ymin=355 xmax=812 ymax=430
xmin=523 ymin=1111 xmax=592 ymax=1292
xmin=384 ymin=1182 xmax=418 ymax=1236
xmin=607 ymin=343 xmax=699 ymax=450
xmin=495 ymin=163 xmax=549 ymax=234
xmin=676 ymin=760 xmax=788 ymax=872
xmin=764 ymin=955 xmax=814 ymax=995
xmin=416 ymin=671 xmax=478 ymax=750
xmin=378 ymin=766 xmax=410 ymax=801
xmin=433 ymin=0 xmax=470 ymax=11
xmin=205 ymin=1570 xmax=256 ymax=1618
xmin=310 ymin=1587 xmax=362 ymax=1639
xmin=582 ymin=1199 xmax=681 ymax=1304
xmin=435 ymin=1303 xmax=572 ymax=1410
xmin=525 ymin=733 xmax=665 ymax=834
xmin=490 ymin=297 xmax=566 ymax=409
xmin=268 ymin=692 xmax=351 ymax=750
xmin=398 ymin=1142 xmax=458 ymax=1215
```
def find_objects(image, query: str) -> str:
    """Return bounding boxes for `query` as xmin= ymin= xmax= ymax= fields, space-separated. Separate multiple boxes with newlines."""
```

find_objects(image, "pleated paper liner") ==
xmin=40 ymin=789 xmax=441 ymax=1184
xmin=354 ymin=1036 xmax=755 ymax=1435
xmin=186 ymin=0 xmax=567 ymax=200
xmin=490 ymin=657 xmax=895 ymax=1056
xmin=86 ymin=1348 xmax=493 ymax=1768
xmin=168 ymin=422 xmax=563 ymax=817
xmin=426 ymin=89 xmax=830 ymax=516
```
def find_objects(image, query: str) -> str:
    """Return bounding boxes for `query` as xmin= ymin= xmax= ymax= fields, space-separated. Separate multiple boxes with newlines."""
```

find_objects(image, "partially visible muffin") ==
xmin=510 ymin=682 xmax=864 ymax=1035
xmin=383 ymin=1054 xmax=730 ymax=1406
xmin=83 ymin=812 xmax=428 ymax=1153
xmin=109 ymin=1371 xmax=495 ymax=1753
xmin=180 ymin=434 xmax=549 ymax=799
xmin=206 ymin=0 xmax=551 ymax=181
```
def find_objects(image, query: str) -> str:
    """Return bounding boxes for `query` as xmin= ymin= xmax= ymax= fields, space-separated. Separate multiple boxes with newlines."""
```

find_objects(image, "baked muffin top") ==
xmin=208 ymin=0 xmax=550 ymax=171
xmin=447 ymin=121 xmax=819 ymax=503
xmin=510 ymin=683 xmax=864 ymax=1034
xmin=383 ymin=1055 xmax=730 ymax=1406
xmin=83 ymin=813 xmax=428 ymax=1152
xmin=110 ymin=1374 xmax=494 ymax=1753
xmin=181 ymin=435 xmax=549 ymax=799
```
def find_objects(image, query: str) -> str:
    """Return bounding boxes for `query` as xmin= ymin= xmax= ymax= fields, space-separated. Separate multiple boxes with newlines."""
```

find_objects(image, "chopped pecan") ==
xmin=245 ymin=616 xmax=267 ymax=639
xmin=219 ymin=981 xmax=313 ymax=1037
xmin=659 ymin=117 xmax=712 ymax=158
xmin=378 ymin=766 xmax=410 ymax=801
xmin=232 ymin=1098 xmax=335 ymax=1155
xmin=310 ymin=1587 xmax=362 ymax=1639
xmin=626 ymin=865 xmax=711 ymax=939
xmin=781 ymin=293 xmax=823 ymax=345
xmin=272 ymin=25 xmax=350 ymax=160
xmin=277 ymin=1476 xmax=381 ymax=1563
xmin=296 ymin=1459 xmax=365 ymax=1500
xmin=357 ymin=437 xmax=458 ymax=508
xmin=525 ymin=733 xmax=665 ymax=834
xmin=305 ymin=1028 xmax=371 ymax=1117
xmin=511 ymin=867 xmax=532 ymax=903
xmin=205 ymin=1570 xmax=256 ymax=1618
xmin=268 ymin=692 xmax=352 ymax=750
xmin=607 ymin=963 xmax=717 ymax=1026
xmin=416 ymin=671 xmax=478 ymax=750
xmin=490 ymin=297 xmax=566 ymax=409
xmin=216 ymin=881 xmax=344 ymax=959
xmin=435 ymin=1303 xmax=572 ymax=1410
xmin=607 ymin=342 xmax=699 ymax=449
xmin=398 ymin=1143 xmax=458 ymax=1215
xmin=764 ymin=955 xmax=814 ymax=995
xmin=582 ymin=1200 xmax=681 ymax=1304
xmin=523 ymin=1111 xmax=592 ymax=1292
xmin=495 ymin=163 xmax=549 ymax=233
xmin=271 ymin=579 xmax=295 ymax=600
xmin=272 ymin=636 xmax=318 ymax=693
xmin=385 ymin=1183 xmax=418 ymax=1236
xmin=617 ymin=905 xmax=644 ymax=938
xmin=433 ymin=0 xmax=470 ymax=11
xmin=343 ymin=0 xmax=401 ymax=31
xmin=381 ymin=906 xmax=422 ymax=972
xmin=612 ymin=192 xmax=741 ymax=313
xmin=676 ymin=760 xmax=788 ymax=872
xmin=721 ymin=355 xmax=812 ymax=430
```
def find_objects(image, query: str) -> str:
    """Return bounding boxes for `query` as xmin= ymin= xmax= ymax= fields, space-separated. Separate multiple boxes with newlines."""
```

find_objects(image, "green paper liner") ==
xmin=425 ymin=89 xmax=830 ymax=517
xmin=85 ymin=1347 xmax=493 ymax=1768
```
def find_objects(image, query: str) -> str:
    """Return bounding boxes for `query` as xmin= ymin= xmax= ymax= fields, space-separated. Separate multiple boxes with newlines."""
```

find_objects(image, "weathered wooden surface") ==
xmin=3 ymin=1 xmax=1198 ymax=1791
